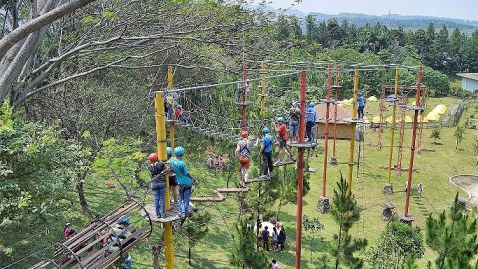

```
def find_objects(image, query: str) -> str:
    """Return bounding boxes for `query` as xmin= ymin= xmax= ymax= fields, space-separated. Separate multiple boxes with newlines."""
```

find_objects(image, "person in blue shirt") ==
xmin=169 ymin=146 xmax=197 ymax=218
xmin=260 ymin=127 xmax=274 ymax=178
xmin=357 ymin=91 xmax=366 ymax=119
xmin=305 ymin=102 xmax=317 ymax=143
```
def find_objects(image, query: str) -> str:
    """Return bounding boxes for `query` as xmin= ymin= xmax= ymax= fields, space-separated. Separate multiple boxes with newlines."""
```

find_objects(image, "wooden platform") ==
xmin=247 ymin=177 xmax=272 ymax=183
xmin=235 ymin=101 xmax=251 ymax=106
xmin=142 ymin=203 xmax=196 ymax=223
xmin=216 ymin=188 xmax=250 ymax=193
xmin=273 ymin=160 xmax=295 ymax=167
xmin=288 ymin=141 xmax=318 ymax=148
xmin=344 ymin=118 xmax=363 ymax=124
xmin=190 ymin=190 xmax=225 ymax=202
xmin=307 ymin=168 xmax=317 ymax=173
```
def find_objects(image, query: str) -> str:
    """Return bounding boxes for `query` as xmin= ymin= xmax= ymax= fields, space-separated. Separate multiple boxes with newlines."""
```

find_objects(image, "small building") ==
xmin=456 ymin=73 xmax=478 ymax=92
xmin=314 ymin=103 xmax=353 ymax=140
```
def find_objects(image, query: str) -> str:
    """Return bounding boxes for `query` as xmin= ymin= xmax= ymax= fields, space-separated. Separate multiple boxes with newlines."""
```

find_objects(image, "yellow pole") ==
xmin=386 ymin=65 xmax=399 ymax=184
xmin=155 ymin=92 xmax=174 ymax=269
xmin=168 ymin=66 xmax=175 ymax=155
xmin=347 ymin=69 xmax=359 ymax=196
xmin=260 ymin=63 xmax=266 ymax=119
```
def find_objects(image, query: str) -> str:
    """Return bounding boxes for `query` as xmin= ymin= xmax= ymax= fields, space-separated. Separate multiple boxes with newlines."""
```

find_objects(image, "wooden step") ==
xmin=216 ymin=188 xmax=249 ymax=193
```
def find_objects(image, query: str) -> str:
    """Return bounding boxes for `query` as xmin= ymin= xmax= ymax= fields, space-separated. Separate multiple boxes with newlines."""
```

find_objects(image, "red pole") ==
xmin=322 ymin=64 xmax=332 ymax=197
xmin=332 ymin=63 xmax=339 ymax=160
xmin=241 ymin=62 xmax=247 ymax=130
xmin=295 ymin=70 xmax=306 ymax=269
xmin=404 ymin=66 xmax=422 ymax=217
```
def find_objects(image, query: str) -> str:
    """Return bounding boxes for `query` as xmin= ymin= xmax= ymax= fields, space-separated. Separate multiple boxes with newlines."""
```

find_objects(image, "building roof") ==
xmin=314 ymin=103 xmax=352 ymax=124
xmin=457 ymin=73 xmax=478 ymax=81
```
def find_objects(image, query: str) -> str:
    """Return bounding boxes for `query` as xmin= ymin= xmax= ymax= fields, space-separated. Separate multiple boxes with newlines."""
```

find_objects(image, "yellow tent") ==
xmin=419 ymin=115 xmax=429 ymax=123
xmin=349 ymin=98 xmax=354 ymax=103
xmin=372 ymin=116 xmax=381 ymax=123
xmin=404 ymin=115 xmax=413 ymax=123
xmin=367 ymin=96 xmax=378 ymax=102
xmin=426 ymin=112 xmax=440 ymax=121
xmin=363 ymin=119 xmax=370 ymax=124
xmin=434 ymin=104 xmax=447 ymax=114
xmin=385 ymin=116 xmax=399 ymax=123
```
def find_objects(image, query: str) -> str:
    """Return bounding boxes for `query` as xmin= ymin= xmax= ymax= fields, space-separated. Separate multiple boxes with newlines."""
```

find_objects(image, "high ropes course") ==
xmin=18 ymin=62 xmax=427 ymax=269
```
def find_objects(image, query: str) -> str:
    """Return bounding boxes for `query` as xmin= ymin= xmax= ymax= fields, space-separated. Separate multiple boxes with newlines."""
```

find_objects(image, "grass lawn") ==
xmin=1 ymin=97 xmax=477 ymax=269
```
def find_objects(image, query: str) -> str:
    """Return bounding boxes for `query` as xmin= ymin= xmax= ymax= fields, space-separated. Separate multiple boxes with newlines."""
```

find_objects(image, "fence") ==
xmin=453 ymin=101 xmax=465 ymax=126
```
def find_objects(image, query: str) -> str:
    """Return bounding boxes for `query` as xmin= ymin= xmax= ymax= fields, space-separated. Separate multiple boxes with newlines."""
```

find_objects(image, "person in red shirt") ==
xmin=274 ymin=117 xmax=295 ymax=165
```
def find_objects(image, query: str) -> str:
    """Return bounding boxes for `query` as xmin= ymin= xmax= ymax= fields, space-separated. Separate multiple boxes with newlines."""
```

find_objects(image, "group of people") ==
xmin=164 ymin=89 xmax=188 ymax=124
xmin=404 ymin=181 xmax=424 ymax=197
xmin=206 ymin=153 xmax=228 ymax=172
xmin=148 ymin=146 xmax=196 ymax=219
xmin=236 ymin=80 xmax=253 ymax=102
xmin=287 ymin=102 xmax=317 ymax=144
xmin=258 ymin=221 xmax=287 ymax=253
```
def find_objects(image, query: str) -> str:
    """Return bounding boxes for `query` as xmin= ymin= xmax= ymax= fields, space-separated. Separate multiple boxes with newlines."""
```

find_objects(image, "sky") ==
xmin=265 ymin=0 xmax=478 ymax=21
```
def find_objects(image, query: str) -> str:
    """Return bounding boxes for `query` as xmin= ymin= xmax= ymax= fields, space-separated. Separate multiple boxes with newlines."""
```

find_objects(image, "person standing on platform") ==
xmin=305 ymin=102 xmax=317 ymax=143
xmin=357 ymin=91 xmax=366 ymax=119
xmin=166 ymin=147 xmax=178 ymax=205
xmin=170 ymin=147 xmax=197 ymax=219
xmin=288 ymin=103 xmax=301 ymax=143
xmin=260 ymin=127 xmax=274 ymax=178
xmin=148 ymin=153 xmax=167 ymax=218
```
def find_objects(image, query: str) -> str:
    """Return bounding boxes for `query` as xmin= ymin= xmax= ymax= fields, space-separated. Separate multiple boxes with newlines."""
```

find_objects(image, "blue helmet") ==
xmin=262 ymin=127 xmax=270 ymax=134
xmin=358 ymin=91 xmax=363 ymax=97
xmin=166 ymin=147 xmax=173 ymax=155
xmin=177 ymin=104 xmax=182 ymax=108
xmin=277 ymin=117 xmax=284 ymax=122
xmin=174 ymin=146 xmax=185 ymax=156
xmin=309 ymin=102 xmax=315 ymax=108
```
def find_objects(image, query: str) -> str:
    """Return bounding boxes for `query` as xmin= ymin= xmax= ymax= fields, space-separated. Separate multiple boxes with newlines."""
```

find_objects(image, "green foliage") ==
xmin=426 ymin=193 xmax=478 ymax=269
xmin=453 ymin=125 xmax=466 ymax=149
xmin=92 ymin=138 xmax=147 ymax=194
xmin=367 ymin=221 xmax=424 ymax=269
xmin=327 ymin=173 xmax=368 ymax=269
xmin=103 ymin=11 xmax=117 ymax=21
xmin=0 ymin=101 xmax=88 ymax=225
xmin=229 ymin=219 xmax=269 ymax=269
xmin=430 ymin=128 xmax=441 ymax=144
xmin=473 ymin=136 xmax=478 ymax=156
xmin=182 ymin=211 xmax=211 ymax=265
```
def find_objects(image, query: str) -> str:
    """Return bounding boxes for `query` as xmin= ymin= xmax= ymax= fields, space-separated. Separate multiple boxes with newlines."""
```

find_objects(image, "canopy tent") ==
xmin=404 ymin=115 xmax=413 ymax=123
xmin=433 ymin=104 xmax=447 ymax=115
xmin=426 ymin=112 xmax=440 ymax=121
xmin=367 ymin=96 xmax=378 ymax=102
xmin=372 ymin=116 xmax=381 ymax=123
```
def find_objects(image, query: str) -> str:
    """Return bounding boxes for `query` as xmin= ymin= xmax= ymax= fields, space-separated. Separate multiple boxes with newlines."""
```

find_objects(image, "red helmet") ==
xmin=148 ymin=153 xmax=158 ymax=162
xmin=241 ymin=131 xmax=248 ymax=138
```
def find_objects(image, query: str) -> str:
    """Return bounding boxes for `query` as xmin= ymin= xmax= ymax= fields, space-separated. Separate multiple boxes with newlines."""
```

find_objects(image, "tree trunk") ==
xmin=188 ymin=243 xmax=192 ymax=266
xmin=151 ymin=241 xmax=163 ymax=269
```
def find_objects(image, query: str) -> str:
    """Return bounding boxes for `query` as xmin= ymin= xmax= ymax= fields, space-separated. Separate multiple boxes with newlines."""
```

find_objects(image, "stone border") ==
xmin=448 ymin=174 xmax=478 ymax=202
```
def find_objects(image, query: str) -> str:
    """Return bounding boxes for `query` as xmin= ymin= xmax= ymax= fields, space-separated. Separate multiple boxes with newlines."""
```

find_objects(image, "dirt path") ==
xmin=449 ymin=175 xmax=478 ymax=206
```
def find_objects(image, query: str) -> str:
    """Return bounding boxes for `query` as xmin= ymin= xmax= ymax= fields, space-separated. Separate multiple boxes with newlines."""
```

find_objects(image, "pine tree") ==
xmin=229 ymin=219 xmax=269 ymax=269
xmin=328 ymin=173 xmax=368 ymax=269
xmin=426 ymin=193 xmax=478 ymax=269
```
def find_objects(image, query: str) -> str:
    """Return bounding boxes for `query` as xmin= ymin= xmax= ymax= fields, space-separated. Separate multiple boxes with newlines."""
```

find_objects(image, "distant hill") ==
xmin=308 ymin=12 xmax=478 ymax=32
xmin=263 ymin=5 xmax=478 ymax=34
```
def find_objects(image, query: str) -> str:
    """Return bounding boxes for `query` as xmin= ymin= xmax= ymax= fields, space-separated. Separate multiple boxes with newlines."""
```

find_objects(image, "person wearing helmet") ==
xmin=148 ymin=152 xmax=167 ymax=218
xmin=175 ymin=104 xmax=188 ymax=124
xmin=167 ymin=147 xmax=178 ymax=205
xmin=235 ymin=130 xmax=259 ymax=186
xmin=288 ymin=103 xmax=301 ymax=143
xmin=357 ymin=91 xmax=366 ymax=119
xmin=169 ymin=146 xmax=197 ymax=218
xmin=305 ymin=102 xmax=317 ymax=143
xmin=260 ymin=127 xmax=274 ymax=178
xmin=273 ymin=117 xmax=295 ymax=165
xmin=245 ymin=79 xmax=252 ymax=101
xmin=236 ymin=81 xmax=243 ymax=102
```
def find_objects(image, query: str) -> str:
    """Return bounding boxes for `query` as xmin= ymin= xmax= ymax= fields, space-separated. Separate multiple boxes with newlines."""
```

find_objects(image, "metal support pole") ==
xmin=322 ymin=64 xmax=331 ymax=197
xmin=404 ymin=66 xmax=422 ymax=217
xmin=346 ymin=70 xmax=359 ymax=197
xmin=294 ymin=71 xmax=307 ymax=269
xmin=154 ymin=92 xmax=174 ymax=269
xmin=260 ymin=63 xmax=266 ymax=120
xmin=241 ymin=62 xmax=247 ymax=130
xmin=332 ymin=63 xmax=339 ymax=161
xmin=386 ymin=65 xmax=399 ymax=184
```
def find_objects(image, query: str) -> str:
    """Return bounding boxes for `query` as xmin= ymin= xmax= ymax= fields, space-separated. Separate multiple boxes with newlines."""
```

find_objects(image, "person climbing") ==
xmin=260 ymin=127 xmax=274 ymax=178
xmin=357 ymin=91 xmax=366 ymax=119
xmin=235 ymin=130 xmax=259 ymax=187
xmin=288 ymin=102 xmax=300 ymax=143
xmin=169 ymin=146 xmax=197 ymax=219
xmin=63 ymin=223 xmax=76 ymax=239
xmin=175 ymin=104 xmax=188 ymax=124
xmin=262 ymin=226 xmax=270 ymax=251
xmin=164 ymin=90 xmax=179 ymax=120
xmin=417 ymin=182 xmax=424 ymax=198
xmin=245 ymin=79 xmax=252 ymax=101
xmin=305 ymin=102 xmax=317 ymax=143
xmin=148 ymin=153 xmax=167 ymax=218
xmin=121 ymin=254 xmax=133 ymax=269
xmin=273 ymin=117 xmax=295 ymax=165
xmin=167 ymin=147 xmax=178 ymax=205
